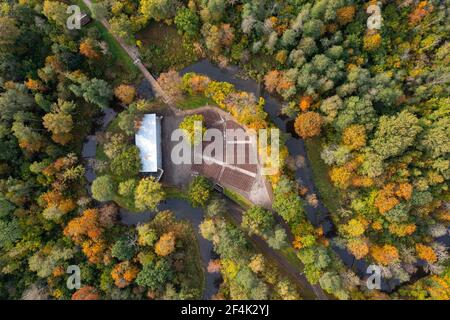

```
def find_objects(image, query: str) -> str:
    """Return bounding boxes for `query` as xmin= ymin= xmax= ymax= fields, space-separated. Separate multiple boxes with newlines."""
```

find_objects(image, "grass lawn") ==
xmin=136 ymin=22 xmax=199 ymax=74
xmin=223 ymin=188 xmax=253 ymax=210
xmin=304 ymin=137 xmax=343 ymax=213
xmin=177 ymin=95 xmax=214 ymax=110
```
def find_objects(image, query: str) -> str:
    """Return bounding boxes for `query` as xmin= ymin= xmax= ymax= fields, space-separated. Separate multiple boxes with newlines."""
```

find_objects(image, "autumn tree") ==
xmin=114 ymin=84 xmax=136 ymax=105
xmin=294 ymin=112 xmax=323 ymax=139
xmin=155 ymin=231 xmax=176 ymax=256
xmin=71 ymin=286 xmax=100 ymax=300
xmin=80 ymin=38 xmax=101 ymax=60
xmin=370 ymin=244 xmax=399 ymax=266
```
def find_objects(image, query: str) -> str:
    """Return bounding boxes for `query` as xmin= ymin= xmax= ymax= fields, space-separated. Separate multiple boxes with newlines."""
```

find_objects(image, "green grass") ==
xmin=164 ymin=186 xmax=189 ymax=201
xmin=223 ymin=188 xmax=253 ymax=209
xmin=137 ymin=22 xmax=199 ymax=74
xmin=304 ymin=137 xmax=343 ymax=213
xmin=177 ymin=95 xmax=214 ymax=110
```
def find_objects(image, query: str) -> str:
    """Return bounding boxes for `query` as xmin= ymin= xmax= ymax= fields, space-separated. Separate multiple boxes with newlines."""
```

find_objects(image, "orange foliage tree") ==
xmin=336 ymin=5 xmax=356 ymax=25
xmin=416 ymin=244 xmax=437 ymax=264
xmin=294 ymin=111 xmax=323 ymax=139
xmin=71 ymin=286 xmax=100 ymax=300
xmin=370 ymin=244 xmax=399 ymax=266
xmin=111 ymin=262 xmax=139 ymax=288
xmin=299 ymin=96 xmax=312 ymax=112
xmin=79 ymin=38 xmax=101 ymax=59
xmin=347 ymin=238 xmax=369 ymax=259
xmin=409 ymin=1 xmax=433 ymax=25
xmin=114 ymin=84 xmax=136 ymax=105
xmin=64 ymin=209 xmax=103 ymax=243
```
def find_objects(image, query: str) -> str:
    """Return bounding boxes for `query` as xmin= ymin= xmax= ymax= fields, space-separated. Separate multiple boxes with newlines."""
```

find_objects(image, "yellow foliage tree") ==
xmin=114 ymin=84 xmax=136 ymax=105
xmin=342 ymin=124 xmax=366 ymax=150
xmin=154 ymin=231 xmax=176 ymax=256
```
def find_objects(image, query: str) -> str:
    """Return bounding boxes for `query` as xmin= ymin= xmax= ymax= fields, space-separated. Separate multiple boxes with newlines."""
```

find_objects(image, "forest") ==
xmin=0 ymin=0 xmax=448 ymax=300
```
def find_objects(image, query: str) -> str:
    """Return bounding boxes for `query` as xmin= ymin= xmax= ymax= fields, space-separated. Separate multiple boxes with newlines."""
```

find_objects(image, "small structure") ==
xmin=135 ymin=114 xmax=163 ymax=180
xmin=80 ymin=13 xmax=92 ymax=27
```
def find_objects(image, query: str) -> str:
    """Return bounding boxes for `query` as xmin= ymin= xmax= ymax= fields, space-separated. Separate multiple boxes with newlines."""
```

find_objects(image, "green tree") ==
xmin=135 ymin=177 xmax=165 ymax=211
xmin=371 ymin=111 xmax=422 ymax=160
xmin=111 ymin=146 xmax=141 ymax=179
xmin=188 ymin=176 xmax=212 ymax=207
xmin=111 ymin=237 xmax=136 ymax=261
xmin=174 ymin=8 xmax=200 ymax=38
xmin=135 ymin=259 xmax=174 ymax=291
xmin=241 ymin=206 xmax=275 ymax=237
xmin=91 ymin=175 xmax=116 ymax=202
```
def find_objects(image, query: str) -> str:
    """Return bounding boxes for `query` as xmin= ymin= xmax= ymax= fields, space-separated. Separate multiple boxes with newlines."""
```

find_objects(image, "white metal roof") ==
xmin=135 ymin=114 xmax=162 ymax=173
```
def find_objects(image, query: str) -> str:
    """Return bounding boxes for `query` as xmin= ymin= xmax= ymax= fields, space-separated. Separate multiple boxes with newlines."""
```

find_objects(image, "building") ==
xmin=135 ymin=114 xmax=163 ymax=180
xmin=80 ymin=13 xmax=92 ymax=27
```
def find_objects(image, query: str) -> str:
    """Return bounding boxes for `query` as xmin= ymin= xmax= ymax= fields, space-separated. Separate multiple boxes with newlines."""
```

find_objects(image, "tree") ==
xmin=91 ymin=2 xmax=108 ymax=19
xmin=140 ymin=0 xmax=180 ymax=21
xmin=137 ymin=224 xmax=158 ymax=246
xmin=43 ymin=0 xmax=68 ymax=27
xmin=72 ymin=286 xmax=100 ymax=300
xmin=135 ymin=259 xmax=174 ymax=291
xmin=0 ymin=218 xmax=22 ymax=249
xmin=241 ymin=206 xmax=275 ymax=236
xmin=336 ymin=6 xmax=356 ymax=25
xmin=174 ymin=8 xmax=200 ymax=38
xmin=110 ymin=146 xmax=141 ymax=179
xmin=157 ymin=70 xmax=183 ymax=102
xmin=363 ymin=33 xmax=382 ymax=52
xmin=416 ymin=244 xmax=437 ymax=264
xmin=155 ymin=231 xmax=176 ymax=256
xmin=347 ymin=238 xmax=369 ymax=259
xmin=71 ymin=78 xmax=113 ymax=110
xmin=370 ymin=244 xmax=399 ymax=266
xmin=188 ymin=176 xmax=212 ymax=207
xmin=42 ymin=112 xmax=73 ymax=145
xmin=294 ymin=111 xmax=323 ymax=139
xmin=134 ymin=177 xmax=166 ymax=211
xmin=342 ymin=124 xmax=366 ymax=150
xmin=179 ymin=114 xmax=205 ymax=145
xmin=371 ymin=111 xmax=422 ymax=160
xmin=80 ymin=38 xmax=101 ymax=60
xmin=264 ymin=70 xmax=282 ymax=93
xmin=111 ymin=237 xmax=137 ymax=261
xmin=91 ymin=175 xmax=116 ymax=202
xmin=267 ymin=227 xmax=288 ymax=250
xmin=109 ymin=15 xmax=135 ymax=44
xmin=111 ymin=261 xmax=139 ymax=288
xmin=118 ymin=179 xmax=138 ymax=198
xmin=114 ymin=84 xmax=136 ymax=105
xmin=0 ymin=17 xmax=20 ymax=52
xmin=64 ymin=209 xmax=103 ymax=243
